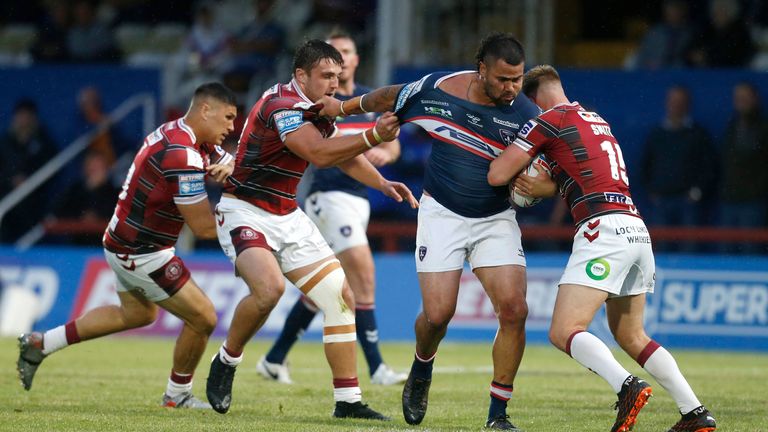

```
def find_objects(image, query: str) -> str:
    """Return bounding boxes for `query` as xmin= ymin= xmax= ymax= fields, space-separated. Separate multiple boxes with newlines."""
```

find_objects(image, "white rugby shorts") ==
xmin=216 ymin=196 xmax=334 ymax=273
xmin=305 ymin=191 xmax=370 ymax=254
xmin=415 ymin=194 xmax=526 ymax=272
xmin=104 ymin=247 xmax=191 ymax=302
xmin=560 ymin=213 xmax=655 ymax=297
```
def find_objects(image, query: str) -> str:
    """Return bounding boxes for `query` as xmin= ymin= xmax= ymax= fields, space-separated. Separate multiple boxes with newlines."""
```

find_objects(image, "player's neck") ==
xmin=337 ymin=79 xmax=355 ymax=97
xmin=181 ymin=114 xmax=202 ymax=143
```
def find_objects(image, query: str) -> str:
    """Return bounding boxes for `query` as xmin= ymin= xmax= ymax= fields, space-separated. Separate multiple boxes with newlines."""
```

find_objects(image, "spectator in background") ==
xmin=75 ymin=86 xmax=117 ymax=166
xmin=641 ymin=86 xmax=716 ymax=251
xmin=181 ymin=3 xmax=231 ymax=77
xmin=719 ymin=82 xmax=768 ymax=253
xmin=632 ymin=0 xmax=693 ymax=69
xmin=686 ymin=0 xmax=756 ymax=67
xmin=0 ymin=99 xmax=58 ymax=243
xmin=223 ymin=0 xmax=286 ymax=93
xmin=30 ymin=2 xmax=71 ymax=62
xmin=48 ymin=152 xmax=120 ymax=245
xmin=67 ymin=0 xmax=121 ymax=62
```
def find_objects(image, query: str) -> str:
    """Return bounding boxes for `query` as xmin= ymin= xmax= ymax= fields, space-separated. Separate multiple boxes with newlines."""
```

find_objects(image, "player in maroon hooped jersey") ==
xmin=206 ymin=39 xmax=417 ymax=420
xmin=17 ymin=83 xmax=238 ymax=410
xmin=489 ymin=65 xmax=716 ymax=432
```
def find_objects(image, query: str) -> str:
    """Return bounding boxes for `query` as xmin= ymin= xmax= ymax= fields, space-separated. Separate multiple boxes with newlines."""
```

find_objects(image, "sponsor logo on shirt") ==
xmin=466 ymin=113 xmax=483 ymax=127
xmin=424 ymin=106 xmax=453 ymax=119
xmin=178 ymin=173 xmax=205 ymax=196
xmin=492 ymin=117 xmax=519 ymax=129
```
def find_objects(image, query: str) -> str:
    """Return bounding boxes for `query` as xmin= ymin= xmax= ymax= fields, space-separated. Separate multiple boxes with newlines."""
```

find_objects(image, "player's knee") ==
xmin=424 ymin=309 xmax=454 ymax=329
xmin=190 ymin=305 xmax=218 ymax=335
xmin=298 ymin=260 xmax=356 ymax=343
xmin=496 ymin=297 xmax=528 ymax=328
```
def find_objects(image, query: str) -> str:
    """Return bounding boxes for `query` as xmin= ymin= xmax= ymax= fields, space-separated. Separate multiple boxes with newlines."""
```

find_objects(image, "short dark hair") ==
xmin=475 ymin=32 xmax=525 ymax=70
xmin=14 ymin=98 xmax=38 ymax=114
xmin=193 ymin=82 xmax=237 ymax=106
xmin=292 ymin=39 xmax=343 ymax=73
xmin=522 ymin=65 xmax=561 ymax=98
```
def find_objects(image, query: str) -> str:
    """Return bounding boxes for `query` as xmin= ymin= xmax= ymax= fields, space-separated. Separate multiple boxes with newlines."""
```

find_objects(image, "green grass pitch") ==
xmin=2 ymin=337 xmax=766 ymax=431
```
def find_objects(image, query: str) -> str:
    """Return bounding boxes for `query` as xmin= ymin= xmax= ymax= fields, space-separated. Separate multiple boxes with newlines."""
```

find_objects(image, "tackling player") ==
xmin=256 ymin=29 xmax=407 ymax=387
xmin=205 ymin=39 xmax=418 ymax=420
xmin=17 ymin=83 xmax=238 ymax=409
xmin=488 ymin=65 xmax=716 ymax=432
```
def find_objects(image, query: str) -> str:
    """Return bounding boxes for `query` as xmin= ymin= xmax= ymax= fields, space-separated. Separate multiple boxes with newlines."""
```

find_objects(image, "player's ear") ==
xmin=478 ymin=61 xmax=487 ymax=80
xmin=295 ymin=68 xmax=308 ymax=85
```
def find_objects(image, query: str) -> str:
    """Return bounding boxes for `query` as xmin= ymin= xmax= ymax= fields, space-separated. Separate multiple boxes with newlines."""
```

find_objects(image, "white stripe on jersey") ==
xmin=412 ymin=117 xmax=503 ymax=159
xmin=513 ymin=137 xmax=533 ymax=152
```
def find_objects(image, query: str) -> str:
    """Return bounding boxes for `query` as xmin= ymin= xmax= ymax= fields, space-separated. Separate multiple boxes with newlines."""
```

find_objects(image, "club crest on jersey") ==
xmin=165 ymin=261 xmax=183 ymax=281
xmin=240 ymin=228 xmax=258 ymax=240
xmin=499 ymin=129 xmax=516 ymax=147
xmin=340 ymin=225 xmax=352 ymax=237
xmin=418 ymin=246 xmax=427 ymax=261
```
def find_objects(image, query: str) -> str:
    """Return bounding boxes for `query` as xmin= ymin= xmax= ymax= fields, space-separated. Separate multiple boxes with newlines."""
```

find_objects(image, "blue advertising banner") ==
xmin=0 ymin=247 xmax=766 ymax=351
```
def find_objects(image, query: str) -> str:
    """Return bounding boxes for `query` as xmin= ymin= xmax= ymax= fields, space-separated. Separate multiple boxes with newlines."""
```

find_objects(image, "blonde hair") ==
xmin=522 ymin=65 xmax=561 ymax=99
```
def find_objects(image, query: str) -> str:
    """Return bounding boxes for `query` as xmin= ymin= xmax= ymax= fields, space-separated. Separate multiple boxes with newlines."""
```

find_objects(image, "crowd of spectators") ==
xmin=1 ymin=0 xmax=767 ymax=253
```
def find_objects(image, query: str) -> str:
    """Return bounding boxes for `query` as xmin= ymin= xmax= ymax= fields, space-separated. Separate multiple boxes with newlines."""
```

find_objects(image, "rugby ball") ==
xmin=509 ymin=154 xmax=552 ymax=208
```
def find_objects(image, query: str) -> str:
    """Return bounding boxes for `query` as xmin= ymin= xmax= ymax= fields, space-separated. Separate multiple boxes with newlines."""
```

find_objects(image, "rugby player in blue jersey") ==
xmin=319 ymin=33 xmax=540 ymax=430
xmin=256 ymin=29 xmax=407 ymax=387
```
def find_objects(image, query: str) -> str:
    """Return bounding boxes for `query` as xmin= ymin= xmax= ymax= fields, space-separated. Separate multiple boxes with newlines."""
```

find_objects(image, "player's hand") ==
xmin=206 ymin=162 xmax=234 ymax=183
xmin=316 ymin=95 xmax=342 ymax=118
xmin=513 ymin=165 xmax=558 ymax=198
xmin=364 ymin=147 xmax=392 ymax=166
xmin=378 ymin=179 xmax=419 ymax=209
xmin=374 ymin=112 xmax=400 ymax=143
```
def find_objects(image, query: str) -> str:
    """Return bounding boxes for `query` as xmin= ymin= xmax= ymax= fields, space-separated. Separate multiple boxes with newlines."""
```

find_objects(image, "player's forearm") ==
xmin=308 ymin=131 xmax=385 ymax=168
xmin=340 ymin=85 xmax=404 ymax=115
xmin=338 ymin=155 xmax=387 ymax=189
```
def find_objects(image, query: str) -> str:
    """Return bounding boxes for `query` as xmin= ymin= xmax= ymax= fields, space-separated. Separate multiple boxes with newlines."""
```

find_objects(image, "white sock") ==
xmin=642 ymin=346 xmax=701 ymax=414
xmin=569 ymin=332 xmax=631 ymax=393
xmin=219 ymin=344 xmax=243 ymax=366
xmin=333 ymin=386 xmax=362 ymax=403
xmin=42 ymin=326 xmax=68 ymax=355
xmin=165 ymin=376 xmax=193 ymax=398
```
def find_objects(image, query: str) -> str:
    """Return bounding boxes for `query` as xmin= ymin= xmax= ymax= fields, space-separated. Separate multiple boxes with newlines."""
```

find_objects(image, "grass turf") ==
xmin=2 ymin=336 xmax=766 ymax=431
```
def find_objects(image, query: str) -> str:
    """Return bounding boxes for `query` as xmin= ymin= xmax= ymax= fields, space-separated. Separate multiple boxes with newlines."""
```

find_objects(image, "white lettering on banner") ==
xmin=0 ymin=265 xmax=59 ymax=320
xmin=661 ymin=282 xmax=768 ymax=325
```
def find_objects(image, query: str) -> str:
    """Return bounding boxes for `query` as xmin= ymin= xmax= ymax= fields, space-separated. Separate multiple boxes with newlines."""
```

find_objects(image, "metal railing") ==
xmin=0 ymin=93 xmax=156 ymax=249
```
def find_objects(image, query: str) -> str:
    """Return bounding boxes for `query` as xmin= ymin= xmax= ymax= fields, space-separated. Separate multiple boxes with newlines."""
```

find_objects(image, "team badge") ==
xmin=340 ymin=225 xmax=352 ymax=237
xmin=586 ymin=258 xmax=610 ymax=281
xmin=240 ymin=228 xmax=258 ymax=240
xmin=418 ymin=246 xmax=427 ymax=261
xmin=499 ymin=129 xmax=516 ymax=147
xmin=165 ymin=262 xmax=182 ymax=281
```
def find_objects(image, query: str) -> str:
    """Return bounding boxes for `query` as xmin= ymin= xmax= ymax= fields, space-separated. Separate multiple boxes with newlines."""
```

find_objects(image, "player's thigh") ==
xmin=415 ymin=195 xmax=468 ymax=272
xmin=236 ymin=246 xmax=286 ymax=299
xmin=156 ymin=277 xmax=216 ymax=329
xmin=467 ymin=208 xmax=526 ymax=270
xmin=550 ymin=284 xmax=609 ymax=341
xmin=336 ymin=244 xmax=375 ymax=300
xmin=306 ymin=191 xmax=370 ymax=254
xmin=474 ymin=264 xmax=527 ymax=317
xmin=417 ymin=270 xmax=462 ymax=326
xmin=116 ymin=290 xmax=158 ymax=326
